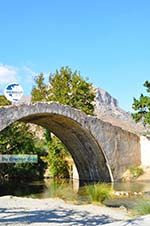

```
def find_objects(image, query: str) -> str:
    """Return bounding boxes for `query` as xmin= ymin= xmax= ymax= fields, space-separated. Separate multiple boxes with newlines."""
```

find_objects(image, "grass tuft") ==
xmin=85 ymin=183 xmax=113 ymax=203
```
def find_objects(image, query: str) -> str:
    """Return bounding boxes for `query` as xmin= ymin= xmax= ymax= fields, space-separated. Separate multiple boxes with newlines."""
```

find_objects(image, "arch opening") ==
xmin=19 ymin=113 xmax=111 ymax=184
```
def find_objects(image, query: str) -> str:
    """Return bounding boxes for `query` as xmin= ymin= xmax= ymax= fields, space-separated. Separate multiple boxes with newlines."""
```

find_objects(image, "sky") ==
xmin=0 ymin=0 xmax=150 ymax=112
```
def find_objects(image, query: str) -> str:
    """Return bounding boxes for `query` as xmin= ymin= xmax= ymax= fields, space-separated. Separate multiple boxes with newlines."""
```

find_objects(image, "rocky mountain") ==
xmin=94 ymin=88 xmax=147 ymax=134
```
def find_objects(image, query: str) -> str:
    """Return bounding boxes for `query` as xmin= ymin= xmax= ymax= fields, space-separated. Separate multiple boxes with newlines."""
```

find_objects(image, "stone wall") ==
xmin=0 ymin=102 xmax=141 ymax=182
xmin=87 ymin=117 xmax=141 ymax=181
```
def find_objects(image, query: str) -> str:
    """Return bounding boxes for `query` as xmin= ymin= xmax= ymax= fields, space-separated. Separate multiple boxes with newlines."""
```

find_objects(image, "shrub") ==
xmin=85 ymin=183 xmax=113 ymax=203
xmin=129 ymin=166 xmax=144 ymax=179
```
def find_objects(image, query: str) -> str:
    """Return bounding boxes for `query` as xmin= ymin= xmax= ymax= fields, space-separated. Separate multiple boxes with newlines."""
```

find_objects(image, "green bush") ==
xmin=85 ymin=183 xmax=113 ymax=203
xmin=134 ymin=199 xmax=150 ymax=215
xmin=129 ymin=166 xmax=144 ymax=179
xmin=46 ymin=135 xmax=70 ymax=178
xmin=0 ymin=122 xmax=47 ymax=180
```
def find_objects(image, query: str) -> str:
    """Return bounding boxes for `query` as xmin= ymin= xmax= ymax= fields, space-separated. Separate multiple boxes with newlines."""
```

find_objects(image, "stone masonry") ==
xmin=0 ymin=102 xmax=141 ymax=183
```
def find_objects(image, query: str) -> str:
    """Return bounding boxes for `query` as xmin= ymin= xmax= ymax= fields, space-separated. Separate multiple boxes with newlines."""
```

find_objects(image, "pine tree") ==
xmin=132 ymin=81 xmax=150 ymax=125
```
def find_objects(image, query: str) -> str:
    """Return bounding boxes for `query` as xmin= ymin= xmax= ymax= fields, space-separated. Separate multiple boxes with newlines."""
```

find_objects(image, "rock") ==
xmin=94 ymin=88 xmax=147 ymax=134
xmin=95 ymin=88 xmax=118 ymax=108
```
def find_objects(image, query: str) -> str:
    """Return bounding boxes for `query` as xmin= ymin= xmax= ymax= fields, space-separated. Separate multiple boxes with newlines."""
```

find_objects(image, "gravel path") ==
xmin=0 ymin=196 xmax=149 ymax=226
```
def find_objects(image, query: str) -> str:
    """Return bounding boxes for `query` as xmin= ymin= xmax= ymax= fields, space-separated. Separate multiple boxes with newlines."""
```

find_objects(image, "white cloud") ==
xmin=0 ymin=64 xmax=38 ymax=95
xmin=0 ymin=64 xmax=17 ymax=84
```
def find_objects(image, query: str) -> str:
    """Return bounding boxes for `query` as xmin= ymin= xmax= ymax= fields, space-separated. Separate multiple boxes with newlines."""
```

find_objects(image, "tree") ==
xmin=43 ymin=127 xmax=70 ymax=179
xmin=31 ymin=73 xmax=48 ymax=102
xmin=32 ymin=66 xmax=95 ymax=115
xmin=0 ymin=122 xmax=47 ymax=179
xmin=132 ymin=81 xmax=150 ymax=125
xmin=0 ymin=96 xmax=47 ymax=180
xmin=46 ymin=135 xmax=70 ymax=178
xmin=31 ymin=66 xmax=96 ymax=178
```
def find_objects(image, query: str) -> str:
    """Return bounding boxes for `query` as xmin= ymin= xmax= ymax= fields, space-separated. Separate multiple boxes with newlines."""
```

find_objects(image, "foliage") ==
xmin=134 ymin=199 xmax=150 ymax=215
xmin=31 ymin=73 xmax=48 ymax=102
xmin=0 ymin=119 xmax=47 ymax=180
xmin=32 ymin=66 xmax=95 ymax=115
xmin=129 ymin=166 xmax=144 ymax=179
xmin=132 ymin=80 xmax=150 ymax=125
xmin=0 ymin=95 xmax=11 ymax=106
xmin=46 ymin=135 xmax=70 ymax=178
xmin=85 ymin=183 xmax=113 ymax=203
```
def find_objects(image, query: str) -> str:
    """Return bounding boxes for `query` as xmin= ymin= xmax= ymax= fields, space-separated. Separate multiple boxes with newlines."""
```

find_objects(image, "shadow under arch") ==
xmin=0 ymin=103 xmax=112 ymax=185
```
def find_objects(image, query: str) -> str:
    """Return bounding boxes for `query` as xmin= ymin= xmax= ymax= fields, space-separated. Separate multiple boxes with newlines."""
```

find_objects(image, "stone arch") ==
xmin=0 ymin=102 xmax=112 ymax=183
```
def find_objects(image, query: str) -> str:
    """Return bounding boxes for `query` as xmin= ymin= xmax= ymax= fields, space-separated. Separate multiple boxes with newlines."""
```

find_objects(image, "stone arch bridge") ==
xmin=0 ymin=102 xmax=141 ymax=183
